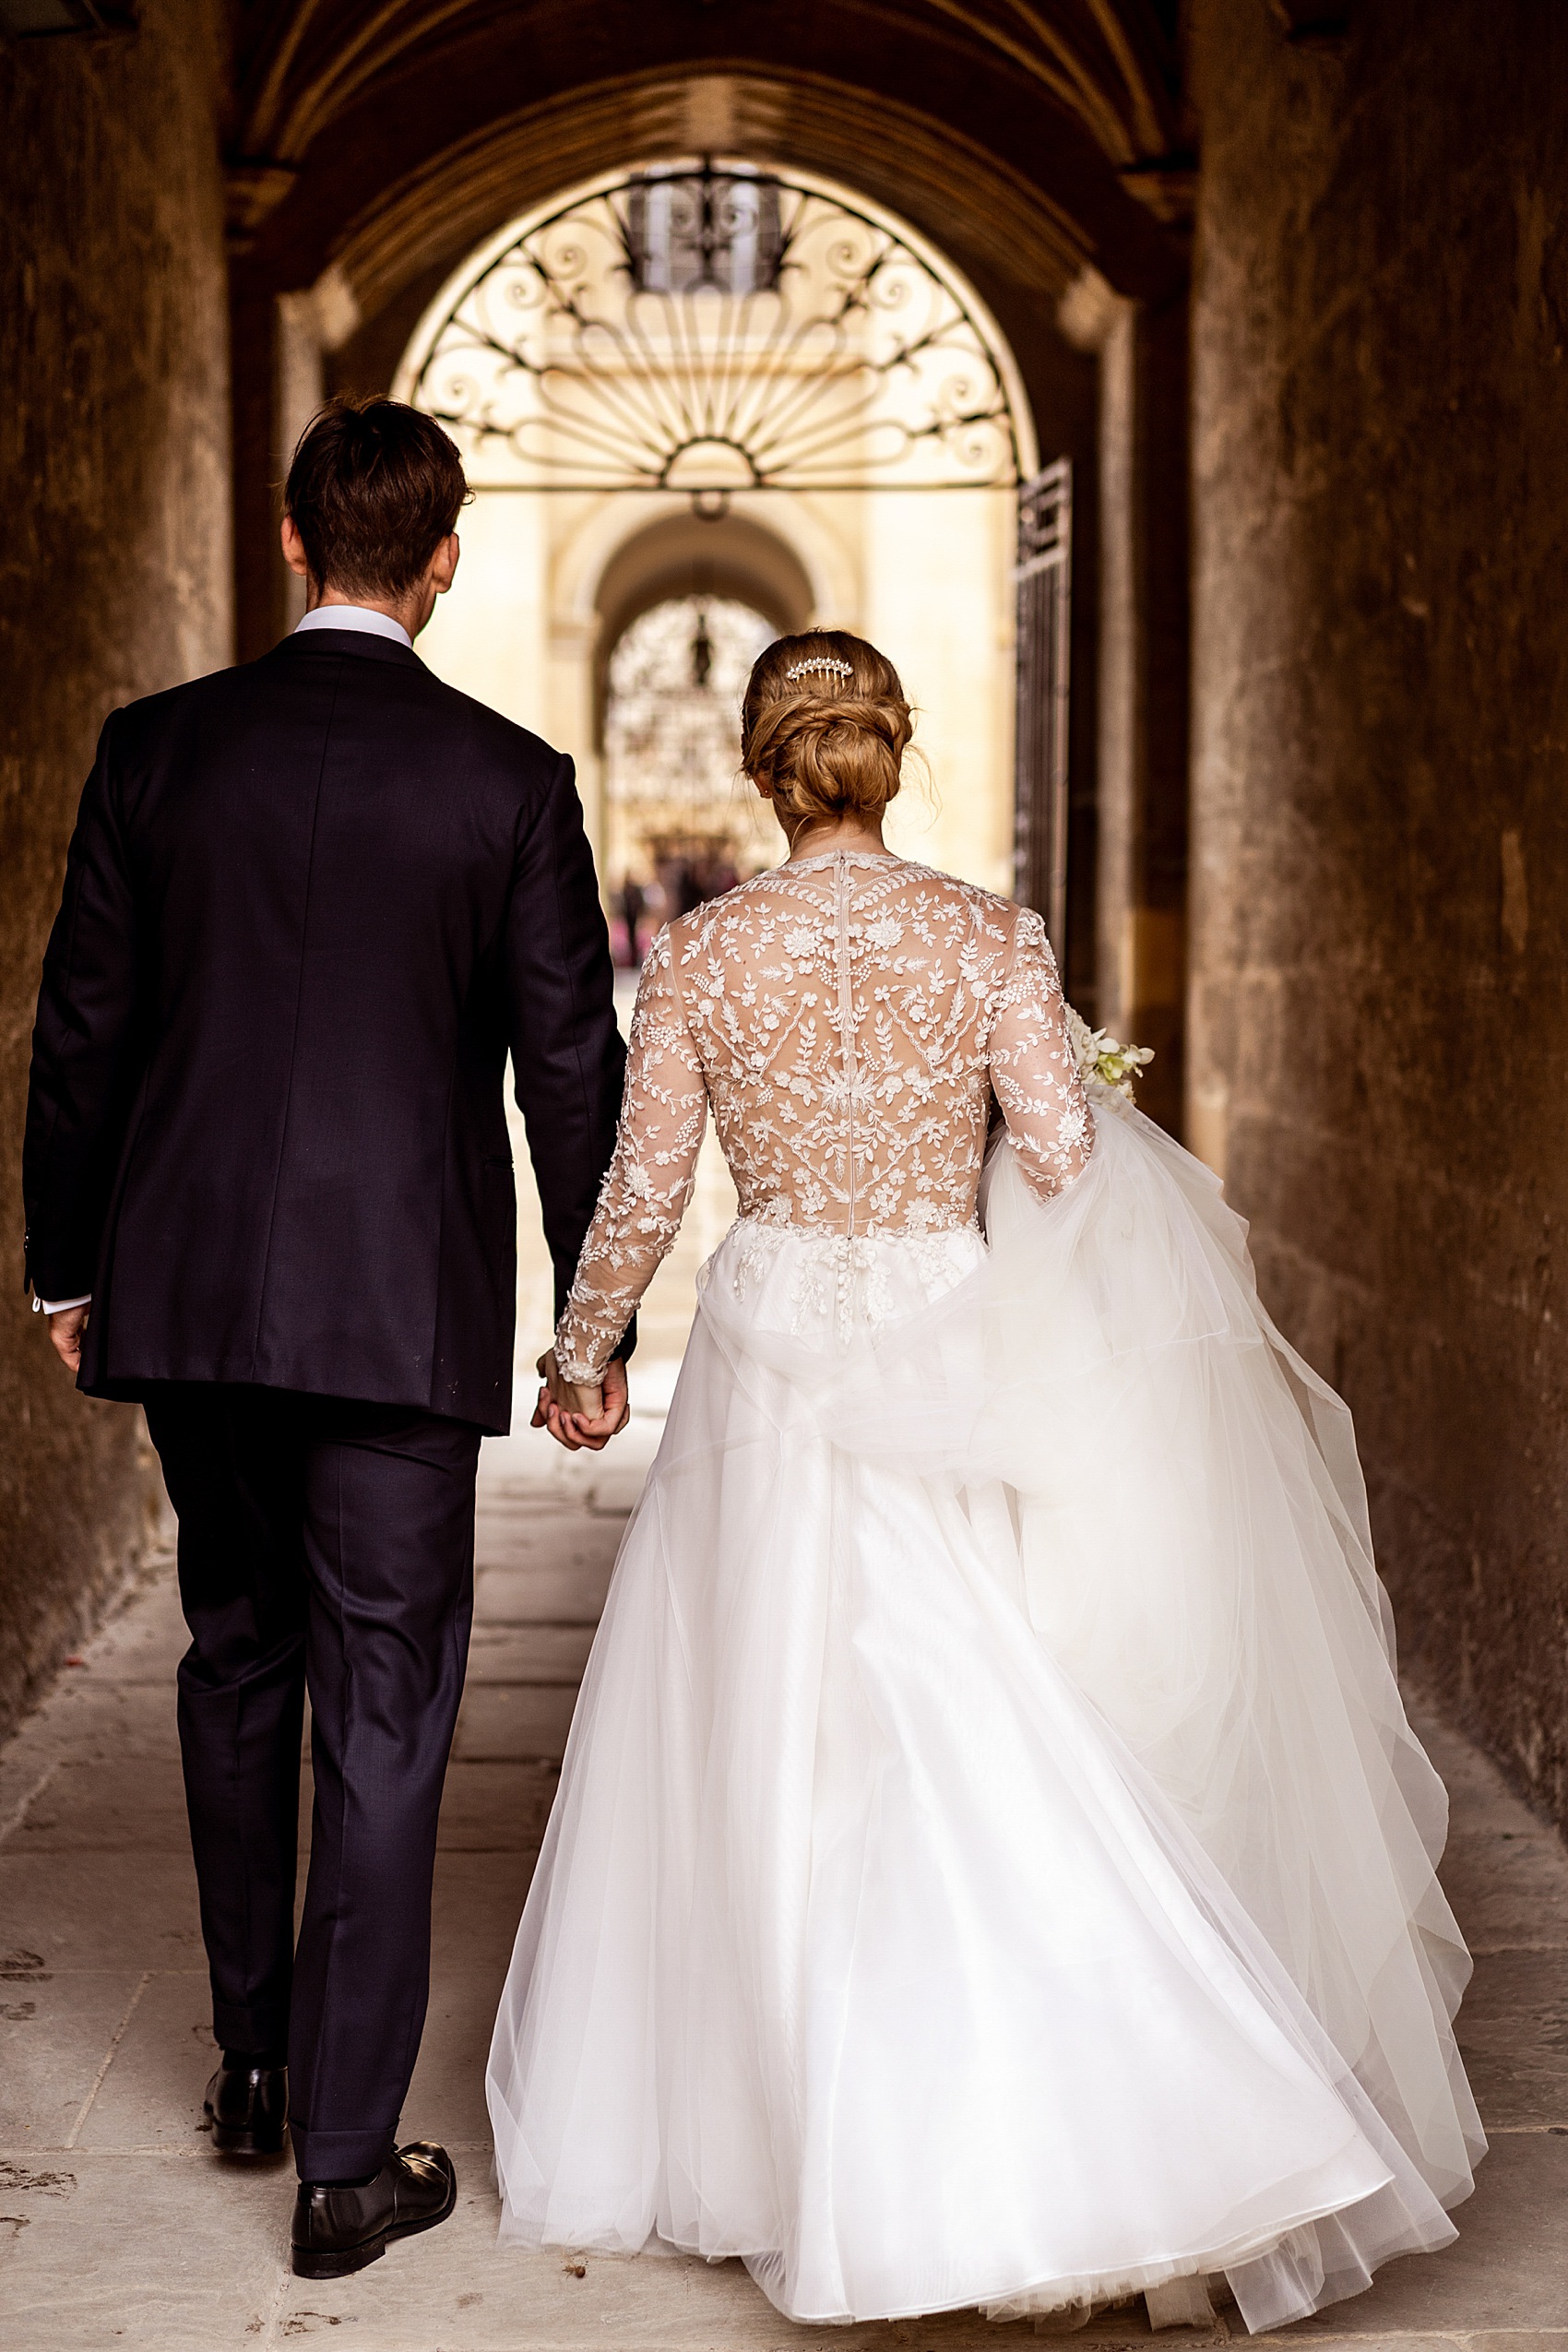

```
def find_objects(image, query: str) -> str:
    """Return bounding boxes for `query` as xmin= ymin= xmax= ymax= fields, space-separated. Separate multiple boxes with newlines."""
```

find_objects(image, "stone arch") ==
xmin=324 ymin=77 xmax=1104 ymax=369
xmin=230 ymin=12 xmax=1189 ymax=303
xmin=390 ymin=153 xmax=1033 ymax=899
xmin=591 ymin=514 xmax=815 ymax=644
xmin=232 ymin=25 xmax=1163 ymax=1088
xmin=585 ymin=513 xmax=817 ymax=753
xmin=241 ymin=47 xmax=1154 ymax=663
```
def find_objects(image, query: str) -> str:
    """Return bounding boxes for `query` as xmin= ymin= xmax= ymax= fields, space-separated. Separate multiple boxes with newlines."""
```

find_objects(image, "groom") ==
xmin=22 ymin=398 xmax=629 ymax=2277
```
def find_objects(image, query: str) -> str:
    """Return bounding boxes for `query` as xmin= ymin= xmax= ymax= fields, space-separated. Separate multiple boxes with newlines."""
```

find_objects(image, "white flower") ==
xmin=1065 ymin=1003 xmax=1154 ymax=1098
xmin=866 ymin=913 xmax=904 ymax=949
xmin=782 ymin=927 xmax=817 ymax=958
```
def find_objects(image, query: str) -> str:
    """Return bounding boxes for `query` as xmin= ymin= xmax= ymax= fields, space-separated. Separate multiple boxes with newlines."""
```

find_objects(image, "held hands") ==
xmin=46 ymin=1293 xmax=634 ymax=1449
xmin=47 ymin=1303 xmax=89 ymax=1375
xmin=532 ymin=1350 xmax=631 ymax=1453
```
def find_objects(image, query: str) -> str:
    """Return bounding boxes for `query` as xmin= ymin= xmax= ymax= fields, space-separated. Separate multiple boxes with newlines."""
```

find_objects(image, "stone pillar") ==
xmin=1061 ymin=270 xmax=1191 ymax=1135
xmin=1190 ymin=0 xmax=1568 ymax=1826
xmin=231 ymin=281 xmax=290 ymax=662
xmin=234 ymin=267 xmax=362 ymax=657
xmin=0 ymin=0 xmax=232 ymax=1740
xmin=275 ymin=296 xmax=326 ymax=630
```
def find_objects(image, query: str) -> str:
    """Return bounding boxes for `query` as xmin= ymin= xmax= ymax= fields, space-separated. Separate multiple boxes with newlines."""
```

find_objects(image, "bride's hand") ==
xmin=533 ymin=1348 xmax=600 ymax=1447
xmin=533 ymin=1351 xmax=630 ymax=1452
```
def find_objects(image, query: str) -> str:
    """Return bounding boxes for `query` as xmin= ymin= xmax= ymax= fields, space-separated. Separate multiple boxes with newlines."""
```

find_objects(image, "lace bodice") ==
xmin=555 ymin=850 xmax=1094 ymax=1379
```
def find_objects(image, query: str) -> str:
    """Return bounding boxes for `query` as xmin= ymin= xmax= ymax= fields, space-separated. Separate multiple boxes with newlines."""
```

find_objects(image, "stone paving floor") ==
xmin=5 ymin=1099 xmax=1568 ymax=2351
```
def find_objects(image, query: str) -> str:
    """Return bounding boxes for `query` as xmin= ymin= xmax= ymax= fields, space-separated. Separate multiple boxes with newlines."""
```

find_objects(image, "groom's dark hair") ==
xmin=284 ymin=397 xmax=469 ymax=600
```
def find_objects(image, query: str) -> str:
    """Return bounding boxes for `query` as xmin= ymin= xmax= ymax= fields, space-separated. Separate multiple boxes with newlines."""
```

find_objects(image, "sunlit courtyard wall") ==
xmin=417 ymin=481 xmax=1017 ymax=900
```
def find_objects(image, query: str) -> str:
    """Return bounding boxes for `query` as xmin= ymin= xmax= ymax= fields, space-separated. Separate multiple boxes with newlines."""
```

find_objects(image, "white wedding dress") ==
xmin=487 ymin=849 xmax=1483 ymax=2331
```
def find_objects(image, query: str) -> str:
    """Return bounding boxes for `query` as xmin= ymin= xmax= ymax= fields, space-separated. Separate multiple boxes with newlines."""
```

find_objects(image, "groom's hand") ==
xmin=47 ymin=1303 xmax=90 ymax=1374
xmin=532 ymin=1351 xmax=631 ymax=1452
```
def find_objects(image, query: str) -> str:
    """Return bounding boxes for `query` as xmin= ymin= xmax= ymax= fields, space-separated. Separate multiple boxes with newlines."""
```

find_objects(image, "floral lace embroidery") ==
xmin=555 ymin=851 xmax=1094 ymax=1380
xmin=790 ymin=1230 xmax=887 ymax=1346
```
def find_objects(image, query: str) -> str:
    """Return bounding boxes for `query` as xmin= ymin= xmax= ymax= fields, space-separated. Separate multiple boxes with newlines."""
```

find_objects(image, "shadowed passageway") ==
xmin=8 ymin=2 xmax=1568 ymax=1837
xmin=6 ymin=0 xmax=1568 ymax=2339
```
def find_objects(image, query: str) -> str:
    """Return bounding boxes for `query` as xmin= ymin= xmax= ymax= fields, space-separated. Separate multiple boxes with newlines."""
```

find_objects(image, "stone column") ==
xmin=0 ymin=0 xmax=232 ymax=1742
xmin=1189 ymin=0 xmax=1568 ymax=1828
xmin=1061 ymin=269 xmax=1191 ymax=1136
xmin=233 ymin=266 xmax=362 ymax=656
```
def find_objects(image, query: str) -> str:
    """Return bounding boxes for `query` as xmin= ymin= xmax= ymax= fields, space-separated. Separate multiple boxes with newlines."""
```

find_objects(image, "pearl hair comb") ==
xmin=785 ymin=656 xmax=854 ymax=683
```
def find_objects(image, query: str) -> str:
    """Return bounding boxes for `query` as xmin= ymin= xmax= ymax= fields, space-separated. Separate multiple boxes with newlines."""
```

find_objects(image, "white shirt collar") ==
xmin=293 ymin=605 xmax=413 ymax=650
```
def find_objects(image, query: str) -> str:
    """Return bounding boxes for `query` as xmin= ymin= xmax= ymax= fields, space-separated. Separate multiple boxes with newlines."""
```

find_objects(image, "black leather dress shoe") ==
xmin=291 ymin=2142 xmax=457 ymax=2279
xmin=203 ymin=2060 xmax=289 ymax=2156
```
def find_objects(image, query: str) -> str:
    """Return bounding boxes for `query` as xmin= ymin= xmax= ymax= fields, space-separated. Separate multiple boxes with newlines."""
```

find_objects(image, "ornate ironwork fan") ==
xmin=403 ymin=162 xmax=1029 ymax=501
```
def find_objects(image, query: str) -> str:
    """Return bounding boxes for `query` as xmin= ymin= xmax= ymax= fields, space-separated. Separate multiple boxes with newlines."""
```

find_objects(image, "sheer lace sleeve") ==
xmin=987 ymin=907 xmax=1095 ymax=1200
xmin=553 ymin=925 xmax=707 ymax=1382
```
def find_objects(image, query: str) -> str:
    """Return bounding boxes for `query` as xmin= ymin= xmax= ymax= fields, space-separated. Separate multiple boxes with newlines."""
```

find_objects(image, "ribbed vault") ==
xmin=231 ymin=0 xmax=1182 ymax=172
xmin=226 ymin=0 xmax=1193 ymax=323
xmin=330 ymin=75 xmax=1097 ymax=331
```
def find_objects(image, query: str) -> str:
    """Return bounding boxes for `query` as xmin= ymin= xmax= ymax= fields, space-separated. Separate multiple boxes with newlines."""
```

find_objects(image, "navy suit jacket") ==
xmin=22 ymin=626 xmax=626 ymax=1433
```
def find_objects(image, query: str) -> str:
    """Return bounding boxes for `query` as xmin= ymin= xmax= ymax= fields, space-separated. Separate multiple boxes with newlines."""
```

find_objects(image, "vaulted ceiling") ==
xmin=222 ymin=0 xmax=1196 ymax=330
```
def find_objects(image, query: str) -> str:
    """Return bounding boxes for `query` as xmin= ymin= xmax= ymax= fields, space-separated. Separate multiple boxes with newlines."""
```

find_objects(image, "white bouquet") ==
xmin=1064 ymin=1004 xmax=1154 ymax=1099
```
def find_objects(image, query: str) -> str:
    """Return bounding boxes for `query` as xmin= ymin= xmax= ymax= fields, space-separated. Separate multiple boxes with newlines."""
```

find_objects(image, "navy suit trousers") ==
xmin=142 ymin=1384 xmax=481 ymax=2183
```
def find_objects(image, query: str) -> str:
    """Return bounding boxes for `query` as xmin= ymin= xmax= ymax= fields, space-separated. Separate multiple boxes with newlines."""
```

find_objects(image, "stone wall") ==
xmin=0 ymin=1 xmax=232 ymax=1742
xmin=1190 ymin=0 xmax=1568 ymax=1823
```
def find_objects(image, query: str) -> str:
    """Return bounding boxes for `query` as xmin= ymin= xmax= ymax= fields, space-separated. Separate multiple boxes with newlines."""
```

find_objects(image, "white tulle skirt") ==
xmin=487 ymin=1107 xmax=1484 ymax=2330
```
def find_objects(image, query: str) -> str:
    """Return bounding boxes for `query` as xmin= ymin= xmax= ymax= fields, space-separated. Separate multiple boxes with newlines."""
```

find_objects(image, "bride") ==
xmin=487 ymin=632 xmax=1483 ymax=2332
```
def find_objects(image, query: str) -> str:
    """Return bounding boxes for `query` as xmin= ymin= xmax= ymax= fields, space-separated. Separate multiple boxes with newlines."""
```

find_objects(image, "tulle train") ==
xmin=488 ymin=1107 xmax=1482 ymax=2328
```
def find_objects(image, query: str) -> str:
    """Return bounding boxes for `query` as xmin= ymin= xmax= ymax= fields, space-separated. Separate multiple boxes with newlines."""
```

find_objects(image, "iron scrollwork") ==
xmin=409 ymin=162 xmax=1025 ymax=499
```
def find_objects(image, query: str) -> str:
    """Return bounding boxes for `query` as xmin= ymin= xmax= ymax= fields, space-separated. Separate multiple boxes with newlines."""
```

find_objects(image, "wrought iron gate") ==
xmin=1013 ymin=459 xmax=1073 ymax=958
xmin=402 ymin=163 xmax=1028 ymax=498
xmin=400 ymin=160 xmax=1063 ymax=928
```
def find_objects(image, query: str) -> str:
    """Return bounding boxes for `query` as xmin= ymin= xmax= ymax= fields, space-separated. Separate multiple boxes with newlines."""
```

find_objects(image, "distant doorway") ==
xmin=601 ymin=593 xmax=776 ymax=965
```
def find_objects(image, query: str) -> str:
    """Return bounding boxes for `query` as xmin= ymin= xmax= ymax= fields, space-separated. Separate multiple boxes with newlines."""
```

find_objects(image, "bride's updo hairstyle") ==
xmin=741 ymin=631 xmax=913 ymax=827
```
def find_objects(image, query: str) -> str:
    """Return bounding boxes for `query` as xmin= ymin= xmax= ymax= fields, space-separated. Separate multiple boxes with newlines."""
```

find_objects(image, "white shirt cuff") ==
xmin=36 ymin=1293 xmax=91 ymax=1315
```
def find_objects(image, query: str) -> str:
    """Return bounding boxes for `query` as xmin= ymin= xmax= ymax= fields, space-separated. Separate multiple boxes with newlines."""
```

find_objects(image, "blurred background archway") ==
xmin=391 ymin=160 xmax=1040 ymax=923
